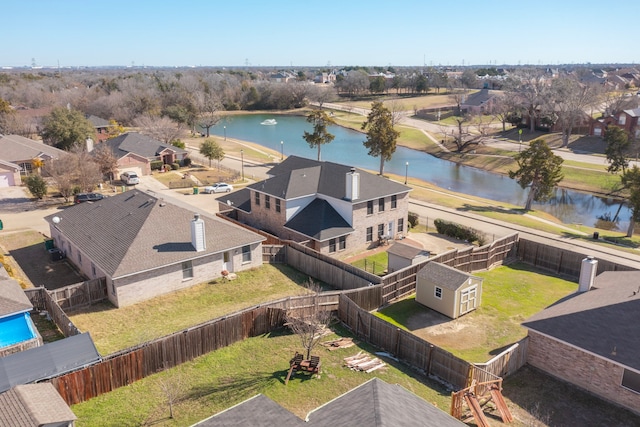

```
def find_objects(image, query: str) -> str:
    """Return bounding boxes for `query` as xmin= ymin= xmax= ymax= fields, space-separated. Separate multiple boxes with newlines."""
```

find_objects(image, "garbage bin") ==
xmin=0 ymin=219 xmax=3 ymax=230
xmin=45 ymin=239 xmax=54 ymax=250
xmin=193 ymin=187 xmax=199 ymax=195
xmin=593 ymin=232 xmax=599 ymax=239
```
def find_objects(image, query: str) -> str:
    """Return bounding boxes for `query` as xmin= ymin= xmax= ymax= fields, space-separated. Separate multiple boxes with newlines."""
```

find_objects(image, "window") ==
xmin=275 ymin=198 xmax=281 ymax=213
xmin=391 ymin=195 xmax=397 ymax=209
xmin=254 ymin=192 xmax=260 ymax=206
xmin=242 ymin=245 xmax=251 ymax=263
xmin=366 ymin=226 xmax=373 ymax=242
xmin=398 ymin=218 xmax=404 ymax=233
xmin=223 ymin=252 xmax=230 ymax=263
xmin=378 ymin=223 xmax=385 ymax=238
xmin=329 ymin=239 xmax=336 ymax=253
xmin=434 ymin=286 xmax=443 ymax=299
xmin=367 ymin=200 xmax=373 ymax=215
xmin=622 ymin=369 xmax=640 ymax=394
xmin=265 ymin=195 xmax=271 ymax=209
xmin=182 ymin=261 xmax=193 ymax=279
xmin=78 ymin=253 xmax=82 ymax=263
xmin=619 ymin=115 xmax=626 ymax=125
xmin=378 ymin=198 xmax=385 ymax=212
xmin=339 ymin=236 xmax=346 ymax=250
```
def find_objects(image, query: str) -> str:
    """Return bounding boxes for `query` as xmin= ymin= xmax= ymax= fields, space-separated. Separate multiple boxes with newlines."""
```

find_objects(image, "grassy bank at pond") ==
xmin=374 ymin=262 xmax=577 ymax=362
xmin=70 ymin=265 xmax=317 ymax=355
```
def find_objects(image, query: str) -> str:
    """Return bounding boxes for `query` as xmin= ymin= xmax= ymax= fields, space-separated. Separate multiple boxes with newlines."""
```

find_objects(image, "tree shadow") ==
xmin=458 ymin=204 xmax=527 ymax=216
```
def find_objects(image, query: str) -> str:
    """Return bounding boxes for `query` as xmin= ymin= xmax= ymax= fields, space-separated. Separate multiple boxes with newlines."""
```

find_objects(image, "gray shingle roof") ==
xmin=461 ymin=89 xmax=496 ymax=107
xmin=0 ymin=135 xmax=66 ymax=163
xmin=0 ymin=276 xmax=32 ymax=317
xmin=523 ymin=271 xmax=640 ymax=371
xmin=387 ymin=242 xmax=429 ymax=259
xmin=104 ymin=132 xmax=188 ymax=160
xmin=306 ymin=378 xmax=466 ymax=427
xmin=284 ymin=198 xmax=354 ymax=241
xmin=194 ymin=394 xmax=304 ymax=427
xmin=0 ymin=383 xmax=77 ymax=426
xmin=417 ymin=262 xmax=478 ymax=291
xmin=44 ymin=190 xmax=264 ymax=278
xmin=86 ymin=114 xmax=110 ymax=128
xmin=266 ymin=156 xmax=410 ymax=202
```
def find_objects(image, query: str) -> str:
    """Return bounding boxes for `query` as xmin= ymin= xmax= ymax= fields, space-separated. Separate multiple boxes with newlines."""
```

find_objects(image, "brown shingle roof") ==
xmin=0 ymin=135 xmax=66 ymax=163
xmin=417 ymin=262 xmax=478 ymax=291
xmin=0 ymin=274 xmax=32 ymax=317
xmin=0 ymin=383 xmax=76 ymax=426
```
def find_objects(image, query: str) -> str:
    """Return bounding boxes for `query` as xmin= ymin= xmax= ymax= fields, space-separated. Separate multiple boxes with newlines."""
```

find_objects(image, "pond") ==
xmin=208 ymin=114 xmax=630 ymax=230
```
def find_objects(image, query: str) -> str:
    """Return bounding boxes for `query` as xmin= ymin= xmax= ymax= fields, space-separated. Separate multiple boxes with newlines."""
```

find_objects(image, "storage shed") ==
xmin=387 ymin=242 xmax=430 ymax=273
xmin=415 ymin=262 xmax=483 ymax=319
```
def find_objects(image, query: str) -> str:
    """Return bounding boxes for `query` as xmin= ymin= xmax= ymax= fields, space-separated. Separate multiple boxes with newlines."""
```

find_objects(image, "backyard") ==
xmin=375 ymin=262 xmax=578 ymax=362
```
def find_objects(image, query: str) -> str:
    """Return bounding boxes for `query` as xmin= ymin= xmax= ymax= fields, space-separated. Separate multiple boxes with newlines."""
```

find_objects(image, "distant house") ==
xmin=415 ymin=262 xmax=483 ymax=319
xmin=590 ymin=108 xmax=640 ymax=139
xmin=0 ymin=159 xmax=21 ymax=187
xmin=0 ymin=268 xmax=42 ymax=357
xmin=45 ymin=190 xmax=265 ymax=307
xmin=0 ymin=134 xmax=66 ymax=183
xmin=523 ymin=266 xmax=640 ymax=416
xmin=103 ymin=132 xmax=189 ymax=179
xmin=460 ymin=89 xmax=499 ymax=115
xmin=86 ymin=114 xmax=111 ymax=142
xmin=218 ymin=156 xmax=411 ymax=257
xmin=0 ymin=383 xmax=77 ymax=427
xmin=387 ymin=241 xmax=430 ymax=273
xmin=194 ymin=378 xmax=466 ymax=427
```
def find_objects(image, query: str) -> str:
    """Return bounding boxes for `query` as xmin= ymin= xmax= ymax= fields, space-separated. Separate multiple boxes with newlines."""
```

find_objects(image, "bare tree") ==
xmin=307 ymin=85 xmax=337 ymax=109
xmin=492 ymin=93 xmax=521 ymax=132
xmin=450 ymin=113 xmax=492 ymax=152
xmin=133 ymin=115 xmax=184 ymax=144
xmin=549 ymin=76 xmax=598 ymax=147
xmin=73 ymin=148 xmax=103 ymax=192
xmin=505 ymin=69 xmax=551 ymax=132
xmin=91 ymin=143 xmax=119 ymax=182
xmin=44 ymin=154 xmax=77 ymax=202
xmin=157 ymin=370 xmax=186 ymax=420
xmin=285 ymin=279 xmax=332 ymax=360
xmin=385 ymin=99 xmax=406 ymax=128
xmin=196 ymin=92 xmax=222 ymax=137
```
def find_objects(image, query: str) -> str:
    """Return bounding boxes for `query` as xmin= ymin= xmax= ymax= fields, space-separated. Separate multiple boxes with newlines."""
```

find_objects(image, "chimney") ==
xmin=345 ymin=168 xmax=360 ymax=201
xmin=191 ymin=213 xmax=206 ymax=252
xmin=578 ymin=256 xmax=598 ymax=292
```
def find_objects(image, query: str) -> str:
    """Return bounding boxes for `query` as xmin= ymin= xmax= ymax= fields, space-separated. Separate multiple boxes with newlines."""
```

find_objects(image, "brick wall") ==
xmin=527 ymin=331 xmax=640 ymax=415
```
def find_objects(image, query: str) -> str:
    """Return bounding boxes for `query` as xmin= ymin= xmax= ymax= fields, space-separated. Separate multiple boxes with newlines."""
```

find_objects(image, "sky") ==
xmin=1 ymin=0 xmax=637 ymax=68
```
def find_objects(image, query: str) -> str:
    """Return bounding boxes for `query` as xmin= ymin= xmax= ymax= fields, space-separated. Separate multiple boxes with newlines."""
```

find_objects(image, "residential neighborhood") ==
xmin=2 ymin=3 xmax=640 ymax=425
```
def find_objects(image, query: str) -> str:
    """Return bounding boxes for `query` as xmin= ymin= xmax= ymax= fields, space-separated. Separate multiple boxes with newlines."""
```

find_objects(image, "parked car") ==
xmin=121 ymin=171 xmax=140 ymax=185
xmin=203 ymin=183 xmax=233 ymax=193
xmin=74 ymin=193 xmax=106 ymax=204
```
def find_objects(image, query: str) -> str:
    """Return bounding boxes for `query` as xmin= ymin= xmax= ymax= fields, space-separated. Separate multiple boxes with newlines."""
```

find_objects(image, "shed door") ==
xmin=459 ymin=285 xmax=477 ymax=315
xmin=0 ymin=172 xmax=14 ymax=187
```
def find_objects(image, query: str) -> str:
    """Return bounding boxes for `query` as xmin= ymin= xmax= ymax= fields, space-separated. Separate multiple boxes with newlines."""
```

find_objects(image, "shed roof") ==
xmin=0 ymin=275 xmax=32 ymax=318
xmin=0 ymin=383 xmax=77 ymax=426
xmin=387 ymin=242 xmax=429 ymax=259
xmin=417 ymin=262 xmax=479 ymax=291
xmin=523 ymin=270 xmax=640 ymax=371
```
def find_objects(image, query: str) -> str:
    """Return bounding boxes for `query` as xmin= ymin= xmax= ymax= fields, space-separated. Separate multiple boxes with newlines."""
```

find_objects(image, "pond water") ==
xmin=209 ymin=114 xmax=630 ymax=230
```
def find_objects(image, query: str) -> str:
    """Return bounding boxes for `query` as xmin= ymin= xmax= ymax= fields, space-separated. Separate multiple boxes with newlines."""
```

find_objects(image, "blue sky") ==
xmin=2 ymin=0 xmax=637 ymax=68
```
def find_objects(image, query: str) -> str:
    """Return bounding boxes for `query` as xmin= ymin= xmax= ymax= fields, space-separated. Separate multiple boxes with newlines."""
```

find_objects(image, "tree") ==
xmin=74 ymin=148 xmax=103 ymax=192
xmin=92 ymin=144 xmax=119 ymax=181
xmin=41 ymin=107 xmax=95 ymax=150
xmin=303 ymin=110 xmax=335 ymax=161
xmin=509 ymin=139 xmax=564 ymax=211
xmin=200 ymin=138 xmax=225 ymax=168
xmin=369 ymin=76 xmax=386 ymax=94
xmin=505 ymin=69 xmax=549 ymax=133
xmin=604 ymin=127 xmax=630 ymax=174
xmin=24 ymin=174 xmax=47 ymax=199
xmin=549 ymin=76 xmax=597 ymax=147
xmin=459 ymin=69 xmax=478 ymax=90
xmin=44 ymin=154 xmax=76 ymax=201
xmin=133 ymin=115 xmax=184 ymax=145
xmin=361 ymin=102 xmax=400 ymax=175
xmin=285 ymin=279 xmax=332 ymax=360
xmin=621 ymin=166 xmax=640 ymax=237
xmin=196 ymin=92 xmax=222 ymax=137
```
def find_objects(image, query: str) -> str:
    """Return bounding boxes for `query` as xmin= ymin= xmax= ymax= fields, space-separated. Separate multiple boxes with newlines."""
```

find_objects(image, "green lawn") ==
xmin=71 ymin=326 xmax=451 ymax=426
xmin=350 ymin=251 xmax=388 ymax=275
xmin=375 ymin=262 xmax=577 ymax=361
xmin=70 ymin=265 xmax=317 ymax=355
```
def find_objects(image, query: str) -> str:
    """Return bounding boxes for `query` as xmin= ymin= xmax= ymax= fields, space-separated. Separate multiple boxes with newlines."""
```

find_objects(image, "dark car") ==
xmin=74 ymin=193 xmax=105 ymax=204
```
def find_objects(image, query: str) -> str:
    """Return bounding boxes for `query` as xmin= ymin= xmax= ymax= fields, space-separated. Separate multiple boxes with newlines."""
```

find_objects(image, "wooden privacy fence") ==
xmin=517 ymin=238 xmax=636 ymax=280
xmin=473 ymin=337 xmax=528 ymax=379
xmin=381 ymin=233 xmax=518 ymax=304
xmin=263 ymin=245 xmax=286 ymax=264
xmin=46 ymin=278 xmax=108 ymax=312
xmin=285 ymin=242 xmax=383 ymax=290
xmin=24 ymin=287 xmax=80 ymax=337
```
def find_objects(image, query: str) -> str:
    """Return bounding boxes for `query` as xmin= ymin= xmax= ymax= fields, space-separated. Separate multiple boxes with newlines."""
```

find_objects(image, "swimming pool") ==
xmin=0 ymin=312 xmax=38 ymax=348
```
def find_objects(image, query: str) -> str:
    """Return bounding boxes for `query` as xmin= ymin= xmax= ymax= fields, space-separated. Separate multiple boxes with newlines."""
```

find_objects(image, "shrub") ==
xmin=434 ymin=218 xmax=485 ymax=245
xmin=24 ymin=175 xmax=47 ymax=199
xmin=150 ymin=160 xmax=163 ymax=171
xmin=182 ymin=157 xmax=192 ymax=167
xmin=171 ymin=139 xmax=186 ymax=149
xmin=171 ymin=162 xmax=180 ymax=170
xmin=408 ymin=212 xmax=419 ymax=228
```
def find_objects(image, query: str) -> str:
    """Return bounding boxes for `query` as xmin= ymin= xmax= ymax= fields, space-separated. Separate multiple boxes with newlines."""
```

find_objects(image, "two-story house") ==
xmin=218 ymin=156 xmax=411 ymax=256
xmin=590 ymin=108 xmax=640 ymax=139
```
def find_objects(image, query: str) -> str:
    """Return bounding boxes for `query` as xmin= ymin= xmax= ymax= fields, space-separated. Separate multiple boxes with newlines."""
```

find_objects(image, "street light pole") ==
xmin=280 ymin=140 xmax=284 ymax=160
xmin=405 ymin=162 xmax=409 ymax=185
xmin=224 ymin=126 xmax=226 ymax=141
xmin=240 ymin=149 xmax=244 ymax=182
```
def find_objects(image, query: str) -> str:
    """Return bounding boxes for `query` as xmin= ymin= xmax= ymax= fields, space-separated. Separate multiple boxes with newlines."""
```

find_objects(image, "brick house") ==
xmin=0 ymin=134 xmax=66 ymax=184
xmin=590 ymin=108 xmax=640 ymax=139
xmin=103 ymin=132 xmax=189 ymax=179
xmin=86 ymin=114 xmax=111 ymax=142
xmin=45 ymin=190 xmax=264 ymax=307
xmin=522 ymin=270 xmax=640 ymax=415
xmin=460 ymin=89 xmax=498 ymax=115
xmin=218 ymin=156 xmax=411 ymax=257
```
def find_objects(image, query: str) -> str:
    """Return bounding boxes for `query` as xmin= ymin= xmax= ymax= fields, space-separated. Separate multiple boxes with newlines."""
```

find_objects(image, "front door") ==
xmin=223 ymin=251 xmax=231 ymax=272
xmin=388 ymin=220 xmax=394 ymax=238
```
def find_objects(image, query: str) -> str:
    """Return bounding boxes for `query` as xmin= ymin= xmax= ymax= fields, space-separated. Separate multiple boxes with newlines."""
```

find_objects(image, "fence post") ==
xmin=426 ymin=344 xmax=434 ymax=375
xmin=395 ymin=328 xmax=401 ymax=356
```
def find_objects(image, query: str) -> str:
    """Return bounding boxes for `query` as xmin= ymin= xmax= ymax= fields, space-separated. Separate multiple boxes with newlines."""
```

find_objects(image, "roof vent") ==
xmin=345 ymin=168 xmax=360 ymax=201
xmin=191 ymin=213 xmax=206 ymax=252
xmin=578 ymin=256 xmax=598 ymax=292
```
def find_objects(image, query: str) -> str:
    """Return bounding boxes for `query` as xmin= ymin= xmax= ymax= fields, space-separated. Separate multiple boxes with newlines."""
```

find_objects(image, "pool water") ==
xmin=0 ymin=312 xmax=37 ymax=348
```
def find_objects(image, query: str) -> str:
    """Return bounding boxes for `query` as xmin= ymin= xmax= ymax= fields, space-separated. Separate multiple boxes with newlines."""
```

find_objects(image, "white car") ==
xmin=203 ymin=183 xmax=233 ymax=193
xmin=121 ymin=171 xmax=140 ymax=185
